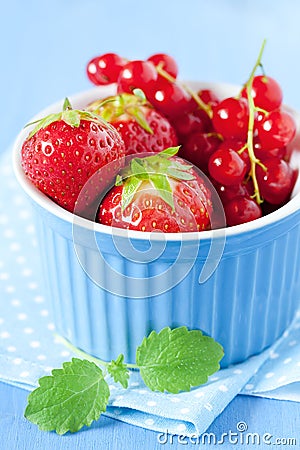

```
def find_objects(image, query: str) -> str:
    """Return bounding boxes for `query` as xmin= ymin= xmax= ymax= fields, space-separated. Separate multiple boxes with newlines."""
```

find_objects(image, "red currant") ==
xmin=147 ymin=53 xmax=178 ymax=78
xmin=188 ymin=89 xmax=219 ymax=112
xmin=171 ymin=108 xmax=212 ymax=138
xmin=212 ymin=97 xmax=249 ymax=140
xmin=213 ymin=182 xmax=250 ymax=205
xmin=86 ymin=53 xmax=126 ymax=85
xmin=253 ymin=138 xmax=286 ymax=160
xmin=256 ymin=109 xmax=296 ymax=150
xmin=148 ymin=79 xmax=191 ymax=119
xmin=117 ymin=60 xmax=158 ymax=94
xmin=218 ymin=139 xmax=250 ymax=173
xmin=198 ymin=89 xmax=219 ymax=108
xmin=208 ymin=147 xmax=248 ymax=185
xmin=256 ymin=157 xmax=295 ymax=204
xmin=225 ymin=196 xmax=262 ymax=226
xmin=180 ymin=132 xmax=222 ymax=173
xmin=242 ymin=75 xmax=283 ymax=111
xmin=285 ymin=142 xmax=297 ymax=162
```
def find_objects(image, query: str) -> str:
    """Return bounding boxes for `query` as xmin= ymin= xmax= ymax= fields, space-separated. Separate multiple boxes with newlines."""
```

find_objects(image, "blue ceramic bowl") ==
xmin=13 ymin=83 xmax=300 ymax=367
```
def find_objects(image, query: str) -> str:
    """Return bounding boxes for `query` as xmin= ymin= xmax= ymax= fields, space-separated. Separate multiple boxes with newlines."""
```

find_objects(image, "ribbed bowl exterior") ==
xmin=32 ymin=201 xmax=300 ymax=367
xmin=13 ymin=82 xmax=300 ymax=368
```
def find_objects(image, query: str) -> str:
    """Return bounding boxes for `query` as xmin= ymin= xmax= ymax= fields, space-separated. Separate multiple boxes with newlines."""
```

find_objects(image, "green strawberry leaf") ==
xmin=63 ymin=97 xmax=72 ymax=111
xmin=88 ymin=92 xmax=152 ymax=133
xmin=28 ymin=113 xmax=62 ymax=138
xmin=116 ymin=147 xmax=198 ymax=211
xmin=107 ymin=354 xmax=130 ymax=388
xmin=167 ymin=168 xmax=195 ymax=181
xmin=24 ymin=358 xmax=110 ymax=435
xmin=149 ymin=173 xmax=174 ymax=210
xmin=62 ymin=109 xmax=81 ymax=128
xmin=136 ymin=327 xmax=224 ymax=393
xmin=80 ymin=111 xmax=114 ymax=130
xmin=171 ymin=160 xmax=194 ymax=171
xmin=127 ymin=106 xmax=153 ymax=134
xmin=122 ymin=176 xmax=143 ymax=211
xmin=130 ymin=158 xmax=149 ymax=179
xmin=159 ymin=146 xmax=181 ymax=158
xmin=133 ymin=88 xmax=147 ymax=102
xmin=115 ymin=174 xmax=123 ymax=186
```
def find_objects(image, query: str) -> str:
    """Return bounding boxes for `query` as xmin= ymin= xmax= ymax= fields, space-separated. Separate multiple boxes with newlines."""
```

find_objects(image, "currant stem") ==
xmin=245 ymin=39 xmax=267 ymax=205
xmin=155 ymin=64 xmax=212 ymax=118
xmin=237 ymin=144 xmax=248 ymax=155
xmin=54 ymin=333 xmax=138 ymax=369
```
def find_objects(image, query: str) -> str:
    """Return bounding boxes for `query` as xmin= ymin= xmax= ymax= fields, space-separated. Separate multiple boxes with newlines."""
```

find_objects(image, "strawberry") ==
xmin=98 ymin=147 xmax=213 ymax=232
xmin=87 ymin=90 xmax=178 ymax=156
xmin=21 ymin=99 xmax=125 ymax=214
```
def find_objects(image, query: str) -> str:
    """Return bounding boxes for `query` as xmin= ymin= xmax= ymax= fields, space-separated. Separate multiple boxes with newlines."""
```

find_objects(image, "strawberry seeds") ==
xmin=21 ymin=43 xmax=298 ymax=231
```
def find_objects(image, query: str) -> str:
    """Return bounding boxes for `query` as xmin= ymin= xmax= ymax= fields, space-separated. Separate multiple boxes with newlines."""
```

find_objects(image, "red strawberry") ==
xmin=87 ymin=91 xmax=178 ymax=156
xmin=98 ymin=147 xmax=213 ymax=232
xmin=21 ymin=99 xmax=125 ymax=214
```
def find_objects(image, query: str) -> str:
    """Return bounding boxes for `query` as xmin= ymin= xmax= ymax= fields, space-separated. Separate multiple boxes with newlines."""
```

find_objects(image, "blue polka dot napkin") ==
xmin=1 ymin=148 xmax=300 ymax=437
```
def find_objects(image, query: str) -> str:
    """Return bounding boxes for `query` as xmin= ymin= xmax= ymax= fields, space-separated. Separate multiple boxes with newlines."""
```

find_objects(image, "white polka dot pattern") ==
xmin=1 ymin=149 xmax=300 ymax=438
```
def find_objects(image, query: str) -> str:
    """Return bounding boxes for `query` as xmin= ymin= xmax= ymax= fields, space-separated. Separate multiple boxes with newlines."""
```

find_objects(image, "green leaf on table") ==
xmin=107 ymin=354 xmax=130 ymax=388
xmin=24 ymin=358 xmax=110 ymax=435
xmin=136 ymin=327 xmax=224 ymax=393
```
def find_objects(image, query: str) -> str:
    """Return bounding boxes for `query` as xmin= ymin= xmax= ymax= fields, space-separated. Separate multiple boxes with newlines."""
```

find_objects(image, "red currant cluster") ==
xmin=86 ymin=46 xmax=298 ymax=226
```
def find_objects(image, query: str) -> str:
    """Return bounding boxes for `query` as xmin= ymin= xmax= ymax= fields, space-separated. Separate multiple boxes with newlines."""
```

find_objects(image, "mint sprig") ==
xmin=25 ymin=326 xmax=223 ymax=434
xmin=136 ymin=328 xmax=224 ymax=393
xmin=107 ymin=354 xmax=130 ymax=388
xmin=25 ymin=358 xmax=110 ymax=435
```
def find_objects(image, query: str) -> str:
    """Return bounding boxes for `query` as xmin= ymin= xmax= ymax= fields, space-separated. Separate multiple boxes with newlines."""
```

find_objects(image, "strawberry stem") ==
xmin=63 ymin=98 xmax=72 ymax=111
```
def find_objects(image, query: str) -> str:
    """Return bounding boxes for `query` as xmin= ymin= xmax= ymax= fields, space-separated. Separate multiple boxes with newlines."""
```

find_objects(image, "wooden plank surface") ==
xmin=1 ymin=381 xmax=299 ymax=450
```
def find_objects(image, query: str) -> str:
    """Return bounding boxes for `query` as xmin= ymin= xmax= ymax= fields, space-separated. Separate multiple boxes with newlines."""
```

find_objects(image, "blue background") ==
xmin=2 ymin=0 xmax=300 ymax=152
xmin=1 ymin=1 xmax=300 ymax=448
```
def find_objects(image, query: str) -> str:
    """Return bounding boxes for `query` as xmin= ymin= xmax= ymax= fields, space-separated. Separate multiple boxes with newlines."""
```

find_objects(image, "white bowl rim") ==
xmin=12 ymin=81 xmax=300 ymax=242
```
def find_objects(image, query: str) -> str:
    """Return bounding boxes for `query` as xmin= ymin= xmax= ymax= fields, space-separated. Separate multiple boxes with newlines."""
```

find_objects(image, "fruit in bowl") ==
xmin=13 ymin=42 xmax=300 ymax=371
xmin=21 ymin=44 xmax=298 ymax=229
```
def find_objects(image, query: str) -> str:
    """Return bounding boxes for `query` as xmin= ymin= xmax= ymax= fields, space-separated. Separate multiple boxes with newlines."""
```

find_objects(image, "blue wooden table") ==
xmin=1 ymin=1 xmax=300 ymax=448
xmin=1 ymin=382 xmax=299 ymax=449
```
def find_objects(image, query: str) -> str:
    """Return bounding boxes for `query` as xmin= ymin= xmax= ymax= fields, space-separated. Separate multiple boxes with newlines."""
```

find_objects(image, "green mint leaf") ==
xmin=136 ymin=327 xmax=224 ymax=393
xmin=24 ymin=358 xmax=110 ymax=435
xmin=149 ymin=173 xmax=174 ymax=210
xmin=122 ymin=176 xmax=143 ymax=211
xmin=62 ymin=110 xmax=81 ymax=127
xmin=63 ymin=97 xmax=72 ymax=111
xmin=107 ymin=354 xmax=130 ymax=388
